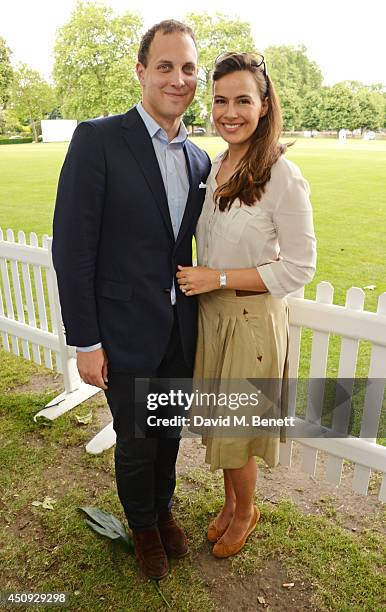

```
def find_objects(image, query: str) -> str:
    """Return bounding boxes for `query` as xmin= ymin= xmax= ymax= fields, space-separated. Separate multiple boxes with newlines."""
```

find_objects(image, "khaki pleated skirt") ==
xmin=193 ymin=289 xmax=289 ymax=471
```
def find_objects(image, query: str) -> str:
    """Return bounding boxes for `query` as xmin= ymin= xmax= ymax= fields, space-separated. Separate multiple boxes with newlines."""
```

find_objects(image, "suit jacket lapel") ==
xmin=121 ymin=108 xmax=174 ymax=240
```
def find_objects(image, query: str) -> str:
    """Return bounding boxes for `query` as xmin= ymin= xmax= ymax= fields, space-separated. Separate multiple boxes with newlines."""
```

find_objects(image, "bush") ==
xmin=20 ymin=125 xmax=32 ymax=135
xmin=0 ymin=136 xmax=34 ymax=145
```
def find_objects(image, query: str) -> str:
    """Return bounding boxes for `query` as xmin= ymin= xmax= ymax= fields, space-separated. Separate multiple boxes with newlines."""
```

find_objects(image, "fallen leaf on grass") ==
xmin=75 ymin=412 xmax=93 ymax=425
xmin=79 ymin=506 xmax=132 ymax=550
xmin=32 ymin=496 xmax=56 ymax=510
xmin=257 ymin=595 xmax=266 ymax=604
xmin=79 ymin=507 xmax=172 ymax=607
xmin=42 ymin=497 xmax=56 ymax=510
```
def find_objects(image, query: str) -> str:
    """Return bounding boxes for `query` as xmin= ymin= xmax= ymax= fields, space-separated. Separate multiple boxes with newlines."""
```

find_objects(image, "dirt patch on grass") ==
xmin=257 ymin=446 xmax=385 ymax=535
xmin=3 ymin=443 xmax=114 ymax=546
xmin=2 ymin=404 xmax=115 ymax=546
xmin=3 ymin=505 xmax=47 ymax=547
xmin=9 ymin=371 xmax=64 ymax=394
xmin=196 ymin=550 xmax=319 ymax=611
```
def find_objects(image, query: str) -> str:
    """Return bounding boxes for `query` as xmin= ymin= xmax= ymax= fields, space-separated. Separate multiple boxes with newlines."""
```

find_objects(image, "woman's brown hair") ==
xmin=212 ymin=52 xmax=290 ymax=211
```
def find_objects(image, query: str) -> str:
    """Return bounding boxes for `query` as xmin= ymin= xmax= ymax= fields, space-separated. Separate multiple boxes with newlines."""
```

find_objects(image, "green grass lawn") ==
xmin=0 ymin=143 xmax=66 ymax=238
xmin=1 ymin=137 xmax=385 ymax=310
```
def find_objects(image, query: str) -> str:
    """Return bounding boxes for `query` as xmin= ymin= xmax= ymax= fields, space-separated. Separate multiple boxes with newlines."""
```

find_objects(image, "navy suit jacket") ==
xmin=52 ymin=107 xmax=211 ymax=372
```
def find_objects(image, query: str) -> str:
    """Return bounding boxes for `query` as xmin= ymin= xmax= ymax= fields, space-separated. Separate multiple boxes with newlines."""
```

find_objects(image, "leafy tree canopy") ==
xmin=265 ymin=44 xmax=323 ymax=98
xmin=10 ymin=64 xmax=56 ymax=141
xmin=0 ymin=37 xmax=14 ymax=108
xmin=53 ymin=1 xmax=142 ymax=120
xmin=264 ymin=45 xmax=323 ymax=130
xmin=319 ymin=84 xmax=361 ymax=131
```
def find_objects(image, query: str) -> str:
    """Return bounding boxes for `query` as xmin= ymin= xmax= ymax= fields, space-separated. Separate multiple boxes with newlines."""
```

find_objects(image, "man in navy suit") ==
xmin=52 ymin=20 xmax=211 ymax=579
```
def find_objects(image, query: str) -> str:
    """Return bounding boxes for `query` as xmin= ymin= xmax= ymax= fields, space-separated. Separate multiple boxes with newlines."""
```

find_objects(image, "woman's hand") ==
xmin=176 ymin=265 xmax=219 ymax=296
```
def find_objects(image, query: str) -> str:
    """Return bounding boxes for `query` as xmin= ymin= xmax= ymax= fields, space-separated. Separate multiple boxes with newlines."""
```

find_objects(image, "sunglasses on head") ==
xmin=214 ymin=52 xmax=268 ymax=80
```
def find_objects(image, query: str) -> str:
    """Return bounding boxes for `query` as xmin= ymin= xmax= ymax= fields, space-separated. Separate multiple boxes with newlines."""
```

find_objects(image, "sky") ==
xmin=1 ymin=0 xmax=385 ymax=87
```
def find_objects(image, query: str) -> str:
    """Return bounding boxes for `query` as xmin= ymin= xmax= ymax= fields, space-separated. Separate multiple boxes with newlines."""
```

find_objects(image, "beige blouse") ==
xmin=196 ymin=152 xmax=317 ymax=298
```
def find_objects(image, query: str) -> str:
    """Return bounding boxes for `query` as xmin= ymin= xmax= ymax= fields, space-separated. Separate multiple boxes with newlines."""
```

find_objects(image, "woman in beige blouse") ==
xmin=177 ymin=53 xmax=316 ymax=558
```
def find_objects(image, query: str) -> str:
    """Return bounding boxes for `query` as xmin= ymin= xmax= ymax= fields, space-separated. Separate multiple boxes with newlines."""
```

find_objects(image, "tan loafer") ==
xmin=207 ymin=519 xmax=229 ymax=543
xmin=212 ymin=506 xmax=260 ymax=558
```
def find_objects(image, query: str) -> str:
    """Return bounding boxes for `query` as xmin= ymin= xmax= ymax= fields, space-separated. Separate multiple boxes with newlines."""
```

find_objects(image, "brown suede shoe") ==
xmin=158 ymin=511 xmax=189 ymax=558
xmin=132 ymin=527 xmax=169 ymax=580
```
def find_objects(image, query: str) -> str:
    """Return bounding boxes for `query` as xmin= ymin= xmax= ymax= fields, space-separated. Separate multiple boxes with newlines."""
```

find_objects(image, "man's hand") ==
xmin=76 ymin=348 xmax=108 ymax=390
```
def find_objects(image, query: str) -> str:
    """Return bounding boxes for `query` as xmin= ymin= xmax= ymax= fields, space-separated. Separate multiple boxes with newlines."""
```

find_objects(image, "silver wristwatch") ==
xmin=219 ymin=270 xmax=227 ymax=288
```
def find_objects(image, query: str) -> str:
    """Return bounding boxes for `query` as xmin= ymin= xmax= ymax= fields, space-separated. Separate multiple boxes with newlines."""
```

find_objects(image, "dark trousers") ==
xmin=104 ymin=311 xmax=192 ymax=530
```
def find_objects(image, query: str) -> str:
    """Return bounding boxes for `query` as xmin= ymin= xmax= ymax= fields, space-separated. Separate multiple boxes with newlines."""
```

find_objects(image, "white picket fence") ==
xmin=1 ymin=228 xmax=385 ymax=501
xmin=0 ymin=228 xmax=100 ymax=419
xmin=283 ymin=282 xmax=386 ymax=502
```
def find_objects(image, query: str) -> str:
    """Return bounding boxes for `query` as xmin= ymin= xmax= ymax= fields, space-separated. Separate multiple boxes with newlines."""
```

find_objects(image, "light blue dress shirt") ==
xmin=77 ymin=102 xmax=190 ymax=353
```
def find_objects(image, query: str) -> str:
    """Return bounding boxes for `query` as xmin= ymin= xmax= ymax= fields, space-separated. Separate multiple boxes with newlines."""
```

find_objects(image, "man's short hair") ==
xmin=138 ymin=20 xmax=196 ymax=67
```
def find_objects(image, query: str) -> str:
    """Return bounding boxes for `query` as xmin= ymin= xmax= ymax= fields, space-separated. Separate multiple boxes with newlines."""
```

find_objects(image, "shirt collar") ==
xmin=136 ymin=101 xmax=188 ymax=145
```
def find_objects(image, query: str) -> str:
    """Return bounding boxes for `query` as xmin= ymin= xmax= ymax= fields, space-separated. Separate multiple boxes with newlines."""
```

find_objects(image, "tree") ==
xmin=185 ymin=13 xmax=256 ymax=132
xmin=356 ymin=88 xmax=384 ymax=130
xmin=264 ymin=45 xmax=323 ymax=131
xmin=301 ymin=91 xmax=324 ymax=130
xmin=367 ymin=83 xmax=385 ymax=94
xmin=383 ymin=93 xmax=386 ymax=128
xmin=338 ymin=80 xmax=366 ymax=94
xmin=279 ymin=87 xmax=303 ymax=131
xmin=0 ymin=37 xmax=13 ymax=108
xmin=265 ymin=44 xmax=323 ymax=98
xmin=341 ymin=80 xmax=385 ymax=95
xmin=53 ymin=1 xmax=142 ymax=120
xmin=183 ymin=99 xmax=205 ymax=132
xmin=327 ymin=81 xmax=385 ymax=131
xmin=0 ymin=109 xmax=23 ymax=135
xmin=319 ymin=84 xmax=361 ymax=132
xmin=10 ymin=64 xmax=56 ymax=142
